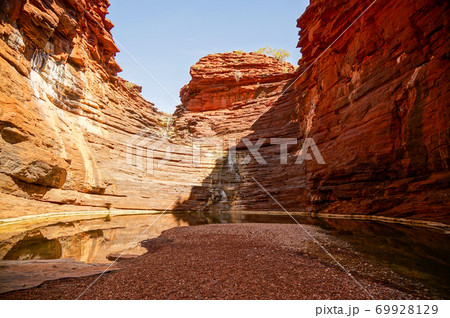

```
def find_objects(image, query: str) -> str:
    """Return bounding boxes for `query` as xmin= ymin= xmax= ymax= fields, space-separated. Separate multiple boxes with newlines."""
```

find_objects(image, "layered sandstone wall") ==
xmin=292 ymin=0 xmax=449 ymax=222
xmin=0 ymin=0 xmax=208 ymax=218
xmin=176 ymin=0 xmax=449 ymax=223
xmin=0 ymin=0 xmax=448 ymax=223
xmin=175 ymin=52 xmax=295 ymax=138
xmin=173 ymin=53 xmax=298 ymax=217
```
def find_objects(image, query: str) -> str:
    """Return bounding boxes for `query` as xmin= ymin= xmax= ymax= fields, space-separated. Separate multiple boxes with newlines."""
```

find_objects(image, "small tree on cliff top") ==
xmin=254 ymin=47 xmax=290 ymax=61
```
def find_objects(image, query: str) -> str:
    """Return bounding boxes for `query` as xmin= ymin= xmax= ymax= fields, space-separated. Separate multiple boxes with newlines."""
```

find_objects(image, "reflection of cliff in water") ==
xmin=4 ymin=232 xmax=62 ymax=260
xmin=0 ymin=214 xmax=189 ymax=263
xmin=308 ymin=217 xmax=450 ymax=298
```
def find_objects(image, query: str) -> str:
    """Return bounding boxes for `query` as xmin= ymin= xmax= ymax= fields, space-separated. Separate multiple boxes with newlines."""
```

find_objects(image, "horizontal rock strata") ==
xmin=0 ymin=0 xmax=448 ymax=223
xmin=0 ymin=0 xmax=208 ymax=218
xmin=175 ymin=0 xmax=450 ymax=223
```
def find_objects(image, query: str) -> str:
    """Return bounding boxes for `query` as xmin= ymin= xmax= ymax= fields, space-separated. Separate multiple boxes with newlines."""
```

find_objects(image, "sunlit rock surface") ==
xmin=0 ymin=0 xmax=207 ymax=218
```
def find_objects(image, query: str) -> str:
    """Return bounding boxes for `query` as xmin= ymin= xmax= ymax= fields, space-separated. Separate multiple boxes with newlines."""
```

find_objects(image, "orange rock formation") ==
xmin=0 ymin=0 xmax=448 ymax=223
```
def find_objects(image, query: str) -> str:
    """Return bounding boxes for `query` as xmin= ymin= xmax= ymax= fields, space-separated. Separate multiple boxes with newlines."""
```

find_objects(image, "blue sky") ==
xmin=108 ymin=0 xmax=309 ymax=113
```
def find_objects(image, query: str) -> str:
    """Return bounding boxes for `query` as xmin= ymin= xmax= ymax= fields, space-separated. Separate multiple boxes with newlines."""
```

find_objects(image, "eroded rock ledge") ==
xmin=0 ymin=0 xmax=448 ymax=223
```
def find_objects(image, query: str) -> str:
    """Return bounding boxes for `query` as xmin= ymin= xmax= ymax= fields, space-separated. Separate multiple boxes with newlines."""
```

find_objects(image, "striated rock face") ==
xmin=0 ymin=0 xmax=448 ymax=224
xmin=180 ymin=52 xmax=294 ymax=112
xmin=176 ymin=0 xmax=450 ymax=223
xmin=173 ymin=53 xmax=297 ymax=216
xmin=175 ymin=52 xmax=295 ymax=139
xmin=0 ymin=0 xmax=205 ymax=218
xmin=290 ymin=0 xmax=450 ymax=222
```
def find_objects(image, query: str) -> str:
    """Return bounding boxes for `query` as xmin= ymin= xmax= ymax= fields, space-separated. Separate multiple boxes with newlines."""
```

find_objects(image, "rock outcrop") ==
xmin=172 ymin=52 xmax=298 ymax=217
xmin=0 ymin=0 xmax=448 ymax=223
xmin=176 ymin=0 xmax=450 ymax=223
xmin=180 ymin=52 xmax=294 ymax=112
xmin=175 ymin=52 xmax=296 ymax=139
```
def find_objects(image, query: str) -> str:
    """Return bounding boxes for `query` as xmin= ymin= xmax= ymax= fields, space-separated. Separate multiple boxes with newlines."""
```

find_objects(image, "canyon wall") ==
xmin=290 ymin=0 xmax=449 ymax=222
xmin=173 ymin=52 xmax=299 ymax=218
xmin=175 ymin=0 xmax=449 ymax=223
xmin=0 ymin=0 xmax=208 ymax=218
xmin=0 ymin=0 xmax=448 ymax=223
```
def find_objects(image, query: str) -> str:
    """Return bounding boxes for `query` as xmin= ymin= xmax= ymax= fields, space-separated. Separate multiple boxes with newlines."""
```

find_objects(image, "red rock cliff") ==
xmin=176 ymin=0 xmax=450 ymax=223
xmin=175 ymin=52 xmax=295 ymax=138
xmin=292 ymin=0 xmax=449 ymax=222
xmin=0 ymin=0 xmax=204 ymax=218
xmin=0 ymin=0 xmax=448 ymax=224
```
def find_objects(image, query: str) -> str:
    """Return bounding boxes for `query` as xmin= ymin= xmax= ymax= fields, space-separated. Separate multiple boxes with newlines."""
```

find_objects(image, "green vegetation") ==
xmin=124 ymin=80 xmax=138 ymax=89
xmin=233 ymin=50 xmax=245 ymax=54
xmin=254 ymin=47 xmax=290 ymax=61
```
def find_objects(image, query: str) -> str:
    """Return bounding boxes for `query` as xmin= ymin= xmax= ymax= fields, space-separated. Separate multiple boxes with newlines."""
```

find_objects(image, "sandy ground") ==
xmin=0 ymin=223 xmax=432 ymax=299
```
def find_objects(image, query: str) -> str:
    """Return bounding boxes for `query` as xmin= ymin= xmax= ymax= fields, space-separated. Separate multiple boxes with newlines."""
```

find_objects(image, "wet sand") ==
xmin=0 ymin=223 xmax=434 ymax=299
